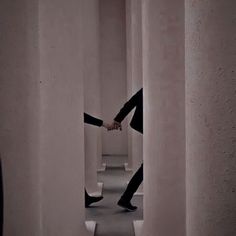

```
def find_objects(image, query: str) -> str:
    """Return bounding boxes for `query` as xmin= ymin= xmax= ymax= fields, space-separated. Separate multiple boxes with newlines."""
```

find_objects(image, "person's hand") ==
xmin=102 ymin=122 xmax=112 ymax=130
xmin=108 ymin=121 xmax=122 ymax=131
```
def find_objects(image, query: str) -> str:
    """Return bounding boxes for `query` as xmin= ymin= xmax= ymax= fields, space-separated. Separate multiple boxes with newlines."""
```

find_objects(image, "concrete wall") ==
xmin=129 ymin=0 xmax=143 ymax=177
xmin=0 ymin=0 xmax=90 ymax=235
xmin=39 ymin=0 xmax=89 ymax=235
xmin=100 ymin=0 xmax=128 ymax=155
xmin=84 ymin=0 xmax=102 ymax=193
xmin=142 ymin=0 xmax=186 ymax=235
xmin=0 ymin=1 xmax=41 ymax=235
xmin=84 ymin=0 xmax=101 ymax=118
xmin=125 ymin=0 xmax=134 ymax=168
xmin=186 ymin=0 xmax=236 ymax=235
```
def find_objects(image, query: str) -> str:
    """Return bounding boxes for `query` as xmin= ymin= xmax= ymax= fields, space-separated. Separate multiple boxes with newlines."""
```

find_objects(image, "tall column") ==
xmin=186 ymin=1 xmax=236 ymax=236
xmin=125 ymin=0 xmax=133 ymax=170
xmin=130 ymin=0 xmax=143 ymax=193
xmin=0 ymin=1 xmax=41 ymax=235
xmin=84 ymin=0 xmax=103 ymax=195
xmin=141 ymin=0 xmax=185 ymax=235
xmin=97 ymin=130 xmax=106 ymax=171
xmin=125 ymin=0 xmax=143 ymax=177
xmin=100 ymin=0 xmax=128 ymax=156
xmin=39 ymin=0 xmax=91 ymax=235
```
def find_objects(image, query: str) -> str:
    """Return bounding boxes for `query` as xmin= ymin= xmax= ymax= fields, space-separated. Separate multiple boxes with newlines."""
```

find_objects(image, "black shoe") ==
xmin=85 ymin=195 xmax=103 ymax=208
xmin=117 ymin=198 xmax=137 ymax=212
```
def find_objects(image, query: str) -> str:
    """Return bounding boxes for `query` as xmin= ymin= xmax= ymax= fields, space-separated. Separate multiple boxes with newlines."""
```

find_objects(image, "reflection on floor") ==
xmin=86 ymin=155 xmax=143 ymax=236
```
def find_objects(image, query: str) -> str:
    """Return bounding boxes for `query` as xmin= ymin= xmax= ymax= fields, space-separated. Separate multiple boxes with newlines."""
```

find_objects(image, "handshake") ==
xmin=102 ymin=121 xmax=122 ymax=131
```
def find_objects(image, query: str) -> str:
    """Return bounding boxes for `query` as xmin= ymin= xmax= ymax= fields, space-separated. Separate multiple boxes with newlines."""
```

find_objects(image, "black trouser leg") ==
xmin=120 ymin=163 xmax=143 ymax=202
xmin=85 ymin=188 xmax=89 ymax=201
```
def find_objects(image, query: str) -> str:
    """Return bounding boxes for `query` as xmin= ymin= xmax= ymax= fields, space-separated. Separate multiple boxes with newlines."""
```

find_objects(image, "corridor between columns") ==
xmin=86 ymin=155 xmax=143 ymax=236
xmin=0 ymin=0 xmax=235 ymax=236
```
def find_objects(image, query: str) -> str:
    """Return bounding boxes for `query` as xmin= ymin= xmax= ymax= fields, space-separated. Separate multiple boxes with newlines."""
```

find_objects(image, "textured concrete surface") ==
xmin=86 ymin=156 xmax=143 ymax=236
xmin=126 ymin=0 xmax=143 ymax=193
xmin=100 ymin=0 xmax=128 ymax=155
xmin=186 ymin=1 xmax=236 ymax=235
xmin=84 ymin=0 xmax=102 ymax=194
xmin=39 ymin=0 xmax=90 ymax=235
xmin=142 ymin=0 xmax=186 ymax=235
xmin=0 ymin=1 xmax=40 ymax=235
xmin=125 ymin=0 xmax=134 ymax=170
xmin=0 ymin=0 xmax=89 ymax=235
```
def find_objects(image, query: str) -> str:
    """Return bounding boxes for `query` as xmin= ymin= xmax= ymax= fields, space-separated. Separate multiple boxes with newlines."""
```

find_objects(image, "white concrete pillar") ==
xmin=125 ymin=0 xmax=143 ymax=180
xmin=125 ymin=0 xmax=133 ymax=171
xmin=0 ymin=1 xmax=41 ymax=235
xmin=130 ymin=0 xmax=143 ymax=193
xmin=130 ymin=0 xmax=143 ymax=93
xmin=97 ymin=130 xmax=106 ymax=171
xmin=84 ymin=0 xmax=103 ymax=195
xmin=85 ymin=127 xmax=103 ymax=194
xmin=39 ymin=0 xmax=91 ymax=235
xmin=186 ymin=1 xmax=236 ymax=235
xmin=0 ymin=0 xmax=92 ymax=235
xmin=139 ymin=0 xmax=185 ymax=235
xmin=100 ymin=0 xmax=128 ymax=156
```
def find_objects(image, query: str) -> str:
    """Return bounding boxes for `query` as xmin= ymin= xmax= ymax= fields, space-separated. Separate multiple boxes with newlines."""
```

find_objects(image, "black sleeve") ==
xmin=84 ymin=113 xmax=103 ymax=127
xmin=114 ymin=88 xmax=142 ymax=123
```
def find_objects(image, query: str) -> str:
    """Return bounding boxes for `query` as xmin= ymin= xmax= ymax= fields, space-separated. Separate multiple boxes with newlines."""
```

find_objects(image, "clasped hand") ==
xmin=102 ymin=121 xmax=122 ymax=131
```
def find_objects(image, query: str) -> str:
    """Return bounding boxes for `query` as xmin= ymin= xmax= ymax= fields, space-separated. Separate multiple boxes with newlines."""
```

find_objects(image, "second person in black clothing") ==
xmin=108 ymin=88 xmax=143 ymax=211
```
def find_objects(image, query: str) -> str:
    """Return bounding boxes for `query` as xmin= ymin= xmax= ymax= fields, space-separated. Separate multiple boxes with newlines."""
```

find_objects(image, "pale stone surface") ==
xmin=85 ymin=221 xmax=97 ymax=235
xmin=97 ymin=130 xmax=105 ymax=170
xmin=126 ymin=0 xmax=134 ymax=170
xmin=0 ymin=1 xmax=41 ymax=235
xmin=142 ymin=0 xmax=185 ymax=235
xmin=130 ymin=0 xmax=143 ymax=193
xmin=186 ymin=1 xmax=236 ymax=235
xmin=85 ymin=126 xmax=101 ymax=193
xmin=84 ymin=0 xmax=102 ymax=194
xmin=39 ymin=0 xmax=91 ymax=235
xmin=133 ymin=220 xmax=143 ymax=236
xmin=132 ymin=132 xmax=143 ymax=194
xmin=0 ymin=0 xmax=91 ymax=235
xmin=125 ymin=0 xmax=143 ymax=185
xmin=100 ymin=0 xmax=128 ymax=155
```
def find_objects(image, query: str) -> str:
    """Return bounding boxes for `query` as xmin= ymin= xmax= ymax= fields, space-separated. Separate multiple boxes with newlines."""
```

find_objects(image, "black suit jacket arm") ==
xmin=114 ymin=89 xmax=141 ymax=123
xmin=84 ymin=113 xmax=103 ymax=127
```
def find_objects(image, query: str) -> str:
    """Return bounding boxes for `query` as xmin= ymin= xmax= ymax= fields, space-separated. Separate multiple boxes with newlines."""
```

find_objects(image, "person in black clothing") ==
xmin=84 ymin=113 xmax=110 ymax=207
xmin=84 ymin=113 xmax=107 ymax=128
xmin=109 ymin=88 xmax=143 ymax=211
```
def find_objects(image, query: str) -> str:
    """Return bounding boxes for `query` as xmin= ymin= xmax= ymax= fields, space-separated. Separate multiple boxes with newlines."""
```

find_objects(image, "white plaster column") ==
xmin=0 ymin=1 xmax=41 ymax=235
xmin=186 ymin=1 xmax=236 ymax=235
xmin=125 ymin=0 xmax=134 ymax=171
xmin=84 ymin=0 xmax=103 ymax=195
xmin=130 ymin=0 xmax=143 ymax=194
xmin=39 ymin=0 xmax=92 ymax=235
xmin=100 ymin=0 xmax=128 ymax=155
xmin=125 ymin=0 xmax=143 ymax=180
xmin=97 ymin=130 xmax=106 ymax=171
xmin=135 ymin=0 xmax=186 ymax=235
